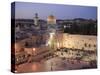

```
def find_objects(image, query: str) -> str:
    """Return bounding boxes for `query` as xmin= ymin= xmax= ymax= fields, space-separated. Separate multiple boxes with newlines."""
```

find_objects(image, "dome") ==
xmin=47 ymin=15 xmax=56 ymax=24
xmin=48 ymin=15 xmax=55 ymax=20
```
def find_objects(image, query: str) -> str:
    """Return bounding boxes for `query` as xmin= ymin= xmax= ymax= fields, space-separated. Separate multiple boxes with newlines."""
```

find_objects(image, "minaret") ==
xmin=34 ymin=13 xmax=39 ymax=25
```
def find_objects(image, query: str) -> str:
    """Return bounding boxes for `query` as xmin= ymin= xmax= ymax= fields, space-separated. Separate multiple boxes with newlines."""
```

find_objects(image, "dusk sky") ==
xmin=14 ymin=2 xmax=97 ymax=20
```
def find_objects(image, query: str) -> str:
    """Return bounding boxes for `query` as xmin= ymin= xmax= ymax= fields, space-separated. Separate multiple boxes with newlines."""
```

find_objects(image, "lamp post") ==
xmin=33 ymin=48 xmax=36 ymax=56
xmin=51 ymin=62 xmax=53 ymax=71
xmin=30 ymin=48 xmax=36 ymax=62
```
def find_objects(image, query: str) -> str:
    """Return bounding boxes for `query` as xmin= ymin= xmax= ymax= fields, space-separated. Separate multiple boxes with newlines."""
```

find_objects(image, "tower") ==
xmin=34 ymin=13 xmax=39 ymax=25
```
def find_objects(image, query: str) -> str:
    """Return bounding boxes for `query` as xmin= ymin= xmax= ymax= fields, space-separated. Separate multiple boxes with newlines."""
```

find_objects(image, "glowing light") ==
xmin=47 ymin=32 xmax=55 ymax=46
xmin=57 ymin=42 xmax=60 ymax=48
xmin=64 ymin=25 xmax=66 ymax=28
xmin=50 ymin=33 xmax=55 ymax=38
xmin=32 ymin=64 xmax=38 ymax=71
xmin=33 ymin=48 xmax=36 ymax=51
xmin=48 ymin=41 xmax=51 ymax=45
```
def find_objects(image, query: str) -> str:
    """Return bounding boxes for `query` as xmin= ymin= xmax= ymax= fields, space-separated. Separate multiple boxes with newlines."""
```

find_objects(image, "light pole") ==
xmin=31 ymin=48 xmax=36 ymax=62
xmin=33 ymin=48 xmax=36 ymax=56
xmin=51 ymin=62 xmax=53 ymax=71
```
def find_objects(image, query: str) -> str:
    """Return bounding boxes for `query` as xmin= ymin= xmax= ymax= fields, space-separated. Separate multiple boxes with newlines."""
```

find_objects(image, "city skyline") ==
xmin=11 ymin=2 xmax=97 ymax=73
xmin=12 ymin=2 xmax=97 ymax=20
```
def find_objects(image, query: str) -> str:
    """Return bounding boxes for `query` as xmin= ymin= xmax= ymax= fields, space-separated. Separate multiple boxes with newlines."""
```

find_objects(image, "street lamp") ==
xmin=33 ymin=48 xmax=36 ymax=56
xmin=64 ymin=25 xmax=66 ymax=29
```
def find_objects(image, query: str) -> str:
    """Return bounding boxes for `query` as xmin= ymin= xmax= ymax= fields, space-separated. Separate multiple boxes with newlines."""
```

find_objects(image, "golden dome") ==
xmin=47 ymin=15 xmax=56 ymax=24
xmin=48 ymin=15 xmax=55 ymax=20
